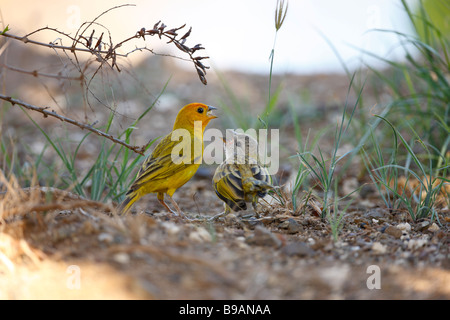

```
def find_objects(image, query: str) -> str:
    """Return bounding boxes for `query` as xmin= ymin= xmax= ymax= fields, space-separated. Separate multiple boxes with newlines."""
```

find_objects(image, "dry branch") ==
xmin=0 ymin=94 xmax=148 ymax=155
xmin=0 ymin=63 xmax=82 ymax=81
xmin=0 ymin=19 xmax=209 ymax=84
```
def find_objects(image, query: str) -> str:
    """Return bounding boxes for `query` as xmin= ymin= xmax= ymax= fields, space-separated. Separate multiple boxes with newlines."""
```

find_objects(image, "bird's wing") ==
xmin=240 ymin=163 xmax=273 ymax=197
xmin=213 ymin=162 xmax=247 ymax=211
xmin=132 ymin=134 xmax=196 ymax=189
xmin=251 ymin=164 xmax=272 ymax=185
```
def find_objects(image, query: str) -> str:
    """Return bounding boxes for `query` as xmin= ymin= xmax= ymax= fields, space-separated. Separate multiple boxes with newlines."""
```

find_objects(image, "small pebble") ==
xmin=282 ymin=242 xmax=314 ymax=257
xmin=113 ymin=252 xmax=130 ymax=264
xmin=397 ymin=222 xmax=411 ymax=233
xmin=189 ymin=227 xmax=212 ymax=243
xmin=161 ymin=221 xmax=181 ymax=236
xmin=364 ymin=208 xmax=386 ymax=219
xmin=407 ymin=237 xmax=428 ymax=250
xmin=384 ymin=225 xmax=402 ymax=239
xmin=279 ymin=218 xmax=303 ymax=234
xmin=98 ymin=232 xmax=114 ymax=243
xmin=371 ymin=242 xmax=387 ymax=255
xmin=246 ymin=226 xmax=282 ymax=248
xmin=416 ymin=221 xmax=430 ymax=232
xmin=428 ymin=223 xmax=439 ymax=232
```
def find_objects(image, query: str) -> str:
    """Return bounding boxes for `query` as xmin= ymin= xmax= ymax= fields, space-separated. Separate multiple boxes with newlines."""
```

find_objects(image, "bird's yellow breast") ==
xmin=140 ymin=163 xmax=200 ymax=197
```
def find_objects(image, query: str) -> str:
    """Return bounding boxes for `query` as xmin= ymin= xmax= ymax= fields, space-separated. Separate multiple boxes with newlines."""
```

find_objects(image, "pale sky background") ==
xmin=1 ymin=0 xmax=417 ymax=74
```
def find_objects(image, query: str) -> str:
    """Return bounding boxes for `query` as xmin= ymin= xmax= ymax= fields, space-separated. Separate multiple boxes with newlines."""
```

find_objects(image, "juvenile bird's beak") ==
xmin=207 ymin=106 xmax=218 ymax=119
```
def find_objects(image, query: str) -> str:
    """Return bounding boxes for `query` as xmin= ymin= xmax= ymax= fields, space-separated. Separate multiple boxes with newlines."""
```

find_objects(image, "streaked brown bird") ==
xmin=212 ymin=131 xmax=272 ymax=220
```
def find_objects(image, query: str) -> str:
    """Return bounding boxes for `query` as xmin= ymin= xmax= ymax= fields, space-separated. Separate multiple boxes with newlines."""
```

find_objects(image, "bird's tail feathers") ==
xmin=117 ymin=190 xmax=140 ymax=215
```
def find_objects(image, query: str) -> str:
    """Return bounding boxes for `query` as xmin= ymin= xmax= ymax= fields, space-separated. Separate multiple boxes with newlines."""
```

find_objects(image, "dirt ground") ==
xmin=0 ymin=44 xmax=449 ymax=300
xmin=0 ymin=179 xmax=449 ymax=300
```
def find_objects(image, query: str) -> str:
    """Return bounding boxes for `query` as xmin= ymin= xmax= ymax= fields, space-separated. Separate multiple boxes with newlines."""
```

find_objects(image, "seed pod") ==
xmin=180 ymin=27 xmax=192 ymax=40
xmin=174 ymin=41 xmax=189 ymax=53
xmin=196 ymin=67 xmax=207 ymax=85
xmin=94 ymin=32 xmax=104 ymax=50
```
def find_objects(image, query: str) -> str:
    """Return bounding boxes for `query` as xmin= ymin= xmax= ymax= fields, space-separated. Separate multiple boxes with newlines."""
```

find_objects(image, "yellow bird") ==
xmin=212 ymin=131 xmax=272 ymax=219
xmin=118 ymin=103 xmax=217 ymax=216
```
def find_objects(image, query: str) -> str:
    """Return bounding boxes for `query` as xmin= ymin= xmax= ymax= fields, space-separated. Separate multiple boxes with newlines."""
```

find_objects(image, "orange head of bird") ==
xmin=173 ymin=103 xmax=217 ymax=131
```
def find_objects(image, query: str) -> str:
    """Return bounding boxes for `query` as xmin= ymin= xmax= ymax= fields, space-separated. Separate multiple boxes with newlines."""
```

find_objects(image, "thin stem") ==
xmin=0 ymin=95 xmax=146 ymax=155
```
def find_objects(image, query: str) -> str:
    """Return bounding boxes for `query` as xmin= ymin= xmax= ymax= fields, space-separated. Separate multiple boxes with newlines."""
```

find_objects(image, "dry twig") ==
xmin=0 ymin=10 xmax=209 ymax=84
xmin=0 ymin=94 xmax=149 ymax=155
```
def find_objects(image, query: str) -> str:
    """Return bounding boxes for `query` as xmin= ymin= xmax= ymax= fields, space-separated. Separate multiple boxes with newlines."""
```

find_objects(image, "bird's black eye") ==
xmin=197 ymin=107 xmax=204 ymax=114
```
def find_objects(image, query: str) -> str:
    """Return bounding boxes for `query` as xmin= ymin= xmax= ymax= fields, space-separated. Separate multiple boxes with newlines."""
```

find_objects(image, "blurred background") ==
xmin=1 ymin=0 xmax=418 ymax=74
xmin=0 ymin=0 xmax=448 ymax=203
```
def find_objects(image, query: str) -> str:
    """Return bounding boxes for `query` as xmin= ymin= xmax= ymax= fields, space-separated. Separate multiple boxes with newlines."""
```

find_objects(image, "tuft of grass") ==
xmin=353 ymin=0 xmax=450 ymax=221
xmin=362 ymin=114 xmax=449 ymax=221
xmin=286 ymin=108 xmax=326 ymax=213
xmin=327 ymin=179 xmax=353 ymax=242
xmin=293 ymin=74 xmax=363 ymax=220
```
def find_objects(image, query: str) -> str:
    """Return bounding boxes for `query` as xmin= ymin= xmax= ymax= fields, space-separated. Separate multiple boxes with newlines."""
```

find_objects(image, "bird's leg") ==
xmin=209 ymin=204 xmax=231 ymax=221
xmin=251 ymin=197 xmax=260 ymax=218
xmin=167 ymin=194 xmax=189 ymax=219
xmin=157 ymin=192 xmax=178 ymax=216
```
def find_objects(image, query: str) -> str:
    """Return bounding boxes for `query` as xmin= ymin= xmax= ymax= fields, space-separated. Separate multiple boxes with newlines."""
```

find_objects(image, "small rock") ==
xmin=98 ymin=232 xmax=114 ymax=243
xmin=320 ymin=265 xmax=351 ymax=292
xmin=400 ymin=233 xmax=410 ymax=241
xmin=323 ymin=241 xmax=335 ymax=252
xmin=278 ymin=218 xmax=303 ymax=234
xmin=359 ymin=222 xmax=370 ymax=229
xmin=334 ymin=241 xmax=348 ymax=248
xmin=282 ymin=242 xmax=314 ymax=257
xmin=428 ymin=223 xmax=439 ymax=232
xmin=364 ymin=208 xmax=387 ymax=219
xmin=384 ymin=225 xmax=402 ymax=239
xmin=189 ymin=227 xmax=212 ymax=243
xmin=113 ymin=252 xmax=130 ymax=264
xmin=397 ymin=222 xmax=411 ymax=233
xmin=246 ymin=226 xmax=282 ymax=248
xmin=359 ymin=199 xmax=376 ymax=208
xmin=416 ymin=221 xmax=430 ymax=232
xmin=161 ymin=221 xmax=181 ymax=236
xmin=371 ymin=242 xmax=387 ymax=255
xmin=407 ymin=237 xmax=428 ymax=250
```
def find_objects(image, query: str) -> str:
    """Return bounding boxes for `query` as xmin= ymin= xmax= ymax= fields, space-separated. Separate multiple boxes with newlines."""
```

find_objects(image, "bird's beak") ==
xmin=207 ymin=106 xmax=218 ymax=119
